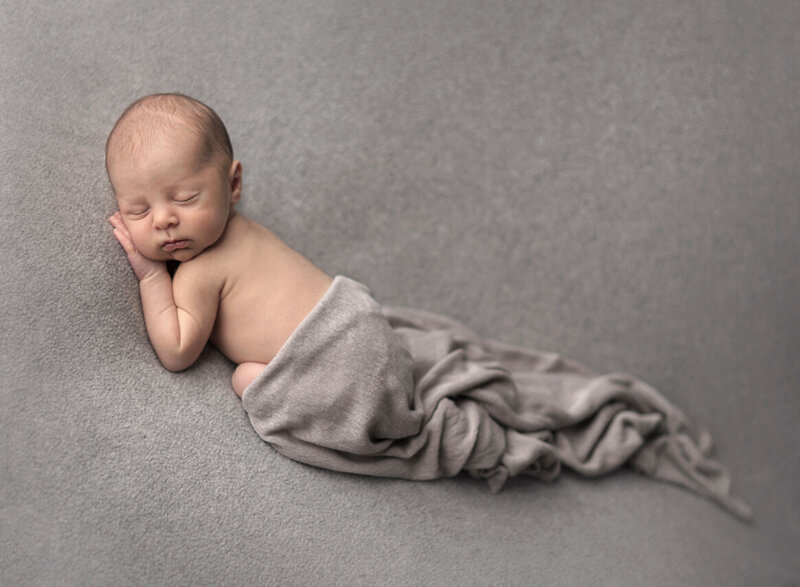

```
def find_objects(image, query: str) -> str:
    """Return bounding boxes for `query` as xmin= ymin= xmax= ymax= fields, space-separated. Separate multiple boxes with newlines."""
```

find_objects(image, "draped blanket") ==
xmin=241 ymin=276 xmax=752 ymax=520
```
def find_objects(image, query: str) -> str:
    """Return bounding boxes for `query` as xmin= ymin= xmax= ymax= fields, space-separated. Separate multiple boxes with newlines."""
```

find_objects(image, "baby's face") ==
xmin=108 ymin=128 xmax=240 ymax=263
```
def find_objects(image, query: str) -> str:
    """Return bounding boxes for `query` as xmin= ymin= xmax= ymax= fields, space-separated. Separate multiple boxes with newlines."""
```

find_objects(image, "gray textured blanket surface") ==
xmin=6 ymin=1 xmax=800 ymax=583
xmin=243 ymin=276 xmax=752 ymax=520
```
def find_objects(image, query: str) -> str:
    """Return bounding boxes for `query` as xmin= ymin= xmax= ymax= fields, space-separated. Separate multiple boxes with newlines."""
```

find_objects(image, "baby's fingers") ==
xmin=109 ymin=212 xmax=128 ymax=233
xmin=112 ymin=227 xmax=136 ymax=256
xmin=109 ymin=213 xmax=134 ymax=251
xmin=110 ymin=218 xmax=134 ymax=253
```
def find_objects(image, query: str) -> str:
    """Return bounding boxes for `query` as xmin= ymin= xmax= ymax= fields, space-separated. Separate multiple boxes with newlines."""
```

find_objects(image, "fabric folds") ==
xmin=241 ymin=276 xmax=752 ymax=520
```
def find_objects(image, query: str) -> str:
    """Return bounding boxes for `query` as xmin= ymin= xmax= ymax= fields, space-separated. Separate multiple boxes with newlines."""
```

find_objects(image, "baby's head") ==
xmin=106 ymin=93 xmax=242 ymax=262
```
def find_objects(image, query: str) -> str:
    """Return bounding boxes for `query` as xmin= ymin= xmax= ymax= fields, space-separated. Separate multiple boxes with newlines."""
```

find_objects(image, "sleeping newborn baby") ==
xmin=107 ymin=93 xmax=752 ymax=521
xmin=107 ymin=93 xmax=332 ymax=397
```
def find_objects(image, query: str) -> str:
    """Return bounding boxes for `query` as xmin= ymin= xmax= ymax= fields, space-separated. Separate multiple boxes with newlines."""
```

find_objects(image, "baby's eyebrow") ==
xmin=115 ymin=192 xmax=152 ymax=208
xmin=118 ymin=200 xmax=147 ymax=210
xmin=165 ymin=171 xmax=206 ymax=191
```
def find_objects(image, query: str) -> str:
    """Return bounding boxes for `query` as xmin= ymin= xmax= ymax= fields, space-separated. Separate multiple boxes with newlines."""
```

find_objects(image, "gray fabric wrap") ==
xmin=241 ymin=276 xmax=752 ymax=520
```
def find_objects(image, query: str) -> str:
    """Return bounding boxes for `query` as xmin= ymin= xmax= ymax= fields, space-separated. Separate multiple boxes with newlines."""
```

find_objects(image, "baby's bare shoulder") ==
xmin=222 ymin=214 xmax=293 ymax=260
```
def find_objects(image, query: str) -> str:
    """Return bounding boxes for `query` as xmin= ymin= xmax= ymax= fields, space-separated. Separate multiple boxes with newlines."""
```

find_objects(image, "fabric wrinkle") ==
xmin=241 ymin=275 xmax=753 ymax=521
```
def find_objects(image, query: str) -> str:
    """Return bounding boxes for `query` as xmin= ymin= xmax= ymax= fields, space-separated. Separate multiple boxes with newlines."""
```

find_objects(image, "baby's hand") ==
xmin=109 ymin=212 xmax=167 ymax=281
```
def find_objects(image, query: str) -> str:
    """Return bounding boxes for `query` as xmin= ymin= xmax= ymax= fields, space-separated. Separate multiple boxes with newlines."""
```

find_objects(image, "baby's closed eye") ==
xmin=174 ymin=194 xmax=199 ymax=204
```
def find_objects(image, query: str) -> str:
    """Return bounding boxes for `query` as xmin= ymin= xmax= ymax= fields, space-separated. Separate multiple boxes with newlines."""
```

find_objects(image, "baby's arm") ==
xmin=110 ymin=213 xmax=219 ymax=371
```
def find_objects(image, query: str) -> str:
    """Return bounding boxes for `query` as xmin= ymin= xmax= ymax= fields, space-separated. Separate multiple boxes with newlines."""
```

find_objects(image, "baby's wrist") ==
xmin=137 ymin=264 xmax=169 ymax=284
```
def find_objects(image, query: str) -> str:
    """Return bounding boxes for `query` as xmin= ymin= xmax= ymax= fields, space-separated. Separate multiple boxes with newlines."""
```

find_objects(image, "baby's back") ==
xmin=201 ymin=212 xmax=333 ymax=364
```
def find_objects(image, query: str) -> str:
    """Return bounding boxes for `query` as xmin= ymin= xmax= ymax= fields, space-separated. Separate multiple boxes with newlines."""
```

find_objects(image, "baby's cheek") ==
xmin=129 ymin=228 xmax=162 ymax=260
xmin=196 ymin=210 xmax=228 ymax=244
xmin=128 ymin=229 xmax=147 ymax=250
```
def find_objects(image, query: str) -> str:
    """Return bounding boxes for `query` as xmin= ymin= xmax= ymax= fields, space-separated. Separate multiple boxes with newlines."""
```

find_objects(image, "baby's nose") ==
xmin=153 ymin=206 xmax=179 ymax=229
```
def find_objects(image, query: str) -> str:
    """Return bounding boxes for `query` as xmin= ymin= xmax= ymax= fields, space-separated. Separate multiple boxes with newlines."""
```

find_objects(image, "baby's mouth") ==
xmin=162 ymin=239 xmax=190 ymax=251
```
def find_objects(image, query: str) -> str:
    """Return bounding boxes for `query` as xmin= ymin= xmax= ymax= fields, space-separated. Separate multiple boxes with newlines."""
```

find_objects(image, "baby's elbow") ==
xmin=153 ymin=334 xmax=205 ymax=372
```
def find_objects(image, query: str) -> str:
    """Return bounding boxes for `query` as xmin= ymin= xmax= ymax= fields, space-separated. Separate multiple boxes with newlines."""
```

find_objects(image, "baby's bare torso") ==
xmin=186 ymin=212 xmax=332 ymax=365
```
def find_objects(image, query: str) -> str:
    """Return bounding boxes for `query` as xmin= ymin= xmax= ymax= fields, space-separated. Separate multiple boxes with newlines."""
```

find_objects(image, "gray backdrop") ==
xmin=2 ymin=1 xmax=798 ymax=585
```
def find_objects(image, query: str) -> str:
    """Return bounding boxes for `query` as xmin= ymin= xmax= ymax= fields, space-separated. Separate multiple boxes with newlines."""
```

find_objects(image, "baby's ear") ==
xmin=229 ymin=160 xmax=242 ymax=203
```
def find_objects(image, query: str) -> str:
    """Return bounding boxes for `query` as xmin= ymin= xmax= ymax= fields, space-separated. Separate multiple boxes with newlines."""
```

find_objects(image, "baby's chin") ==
xmin=166 ymin=248 xmax=201 ymax=262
